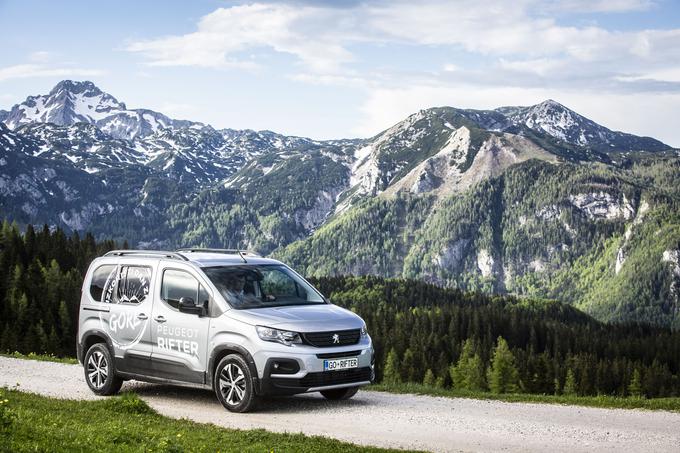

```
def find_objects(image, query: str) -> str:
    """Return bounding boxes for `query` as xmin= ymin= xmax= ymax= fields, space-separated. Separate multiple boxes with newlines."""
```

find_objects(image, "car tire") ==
xmin=214 ymin=354 xmax=258 ymax=413
xmin=84 ymin=343 xmax=123 ymax=396
xmin=320 ymin=386 xmax=359 ymax=400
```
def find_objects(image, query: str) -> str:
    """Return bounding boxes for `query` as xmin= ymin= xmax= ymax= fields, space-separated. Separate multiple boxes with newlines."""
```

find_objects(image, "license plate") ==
xmin=323 ymin=357 xmax=358 ymax=371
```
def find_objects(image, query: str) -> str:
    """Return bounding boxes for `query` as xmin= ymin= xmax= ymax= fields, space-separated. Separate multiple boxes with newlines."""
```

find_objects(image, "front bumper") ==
xmin=254 ymin=340 xmax=375 ymax=396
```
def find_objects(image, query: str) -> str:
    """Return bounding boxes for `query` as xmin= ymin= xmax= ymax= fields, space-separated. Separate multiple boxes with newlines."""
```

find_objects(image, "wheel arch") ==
xmin=208 ymin=344 xmax=259 ymax=393
xmin=80 ymin=329 xmax=115 ymax=364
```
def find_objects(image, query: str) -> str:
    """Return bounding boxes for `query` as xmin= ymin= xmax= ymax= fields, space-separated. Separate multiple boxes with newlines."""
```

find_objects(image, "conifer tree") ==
xmin=628 ymin=369 xmax=643 ymax=398
xmin=382 ymin=348 xmax=401 ymax=385
xmin=450 ymin=339 xmax=486 ymax=391
xmin=487 ymin=337 xmax=520 ymax=394
xmin=563 ymin=368 xmax=577 ymax=396
xmin=423 ymin=369 xmax=436 ymax=387
xmin=401 ymin=348 xmax=415 ymax=382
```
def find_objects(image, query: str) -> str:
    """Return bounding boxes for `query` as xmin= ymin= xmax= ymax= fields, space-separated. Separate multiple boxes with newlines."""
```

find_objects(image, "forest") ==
xmin=1 ymin=222 xmax=679 ymax=398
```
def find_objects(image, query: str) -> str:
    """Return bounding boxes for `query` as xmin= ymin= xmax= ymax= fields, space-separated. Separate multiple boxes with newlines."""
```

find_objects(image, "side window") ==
xmin=162 ymin=269 xmax=199 ymax=310
xmin=89 ymin=265 xmax=116 ymax=302
xmin=106 ymin=265 xmax=151 ymax=305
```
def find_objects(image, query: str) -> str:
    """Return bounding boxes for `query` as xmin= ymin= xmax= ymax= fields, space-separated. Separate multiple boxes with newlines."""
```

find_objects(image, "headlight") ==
xmin=361 ymin=324 xmax=369 ymax=337
xmin=256 ymin=326 xmax=302 ymax=346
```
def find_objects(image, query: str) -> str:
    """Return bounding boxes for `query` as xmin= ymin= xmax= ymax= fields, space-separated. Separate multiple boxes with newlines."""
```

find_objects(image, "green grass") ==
xmin=0 ymin=389 xmax=416 ymax=453
xmin=0 ymin=352 xmax=78 ymax=365
xmin=370 ymin=382 xmax=680 ymax=412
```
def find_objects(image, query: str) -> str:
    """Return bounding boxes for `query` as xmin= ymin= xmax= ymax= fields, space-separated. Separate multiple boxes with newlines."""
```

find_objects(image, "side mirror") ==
xmin=179 ymin=297 xmax=205 ymax=316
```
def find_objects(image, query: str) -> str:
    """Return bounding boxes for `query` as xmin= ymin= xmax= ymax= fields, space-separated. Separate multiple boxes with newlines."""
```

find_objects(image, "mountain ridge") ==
xmin=2 ymin=80 xmax=679 ymax=328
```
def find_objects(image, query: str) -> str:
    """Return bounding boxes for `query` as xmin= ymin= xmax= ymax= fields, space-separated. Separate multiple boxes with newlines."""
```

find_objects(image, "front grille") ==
xmin=299 ymin=367 xmax=372 ymax=388
xmin=302 ymin=329 xmax=360 ymax=347
xmin=316 ymin=350 xmax=362 ymax=359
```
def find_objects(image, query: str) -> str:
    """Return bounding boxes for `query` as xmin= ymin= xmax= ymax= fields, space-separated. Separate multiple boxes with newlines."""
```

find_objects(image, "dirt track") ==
xmin=2 ymin=356 xmax=679 ymax=452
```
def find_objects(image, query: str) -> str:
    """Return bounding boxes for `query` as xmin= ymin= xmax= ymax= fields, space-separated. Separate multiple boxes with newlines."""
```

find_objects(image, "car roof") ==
xmin=178 ymin=252 xmax=283 ymax=267
xmin=97 ymin=250 xmax=283 ymax=268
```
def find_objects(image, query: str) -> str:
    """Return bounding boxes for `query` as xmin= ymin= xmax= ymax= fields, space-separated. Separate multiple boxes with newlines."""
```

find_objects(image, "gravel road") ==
xmin=2 ymin=356 xmax=679 ymax=452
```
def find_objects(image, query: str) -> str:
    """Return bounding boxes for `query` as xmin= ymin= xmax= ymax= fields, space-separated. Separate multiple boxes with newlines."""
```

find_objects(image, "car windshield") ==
xmin=202 ymin=264 xmax=326 ymax=309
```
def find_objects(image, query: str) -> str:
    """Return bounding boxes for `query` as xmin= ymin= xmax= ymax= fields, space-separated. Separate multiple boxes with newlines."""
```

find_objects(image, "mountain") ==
xmin=2 ymin=80 xmax=679 ymax=328
xmin=497 ymin=99 xmax=669 ymax=153
xmin=3 ymin=80 xmax=198 ymax=140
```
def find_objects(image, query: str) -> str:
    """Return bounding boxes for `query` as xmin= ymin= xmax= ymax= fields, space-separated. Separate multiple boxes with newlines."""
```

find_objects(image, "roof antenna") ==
xmin=237 ymin=247 xmax=248 ymax=263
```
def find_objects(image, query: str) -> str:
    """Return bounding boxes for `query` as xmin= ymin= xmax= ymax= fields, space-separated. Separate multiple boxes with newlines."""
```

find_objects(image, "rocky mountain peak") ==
xmin=2 ymin=80 xmax=198 ymax=140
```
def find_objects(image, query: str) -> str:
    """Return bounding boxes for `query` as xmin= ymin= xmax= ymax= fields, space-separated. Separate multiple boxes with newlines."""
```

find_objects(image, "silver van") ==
xmin=76 ymin=249 xmax=374 ymax=412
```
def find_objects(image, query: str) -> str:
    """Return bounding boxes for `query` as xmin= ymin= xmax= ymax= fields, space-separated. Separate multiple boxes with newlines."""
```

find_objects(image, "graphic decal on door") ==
xmin=156 ymin=325 xmax=200 ymax=356
xmin=99 ymin=265 xmax=151 ymax=350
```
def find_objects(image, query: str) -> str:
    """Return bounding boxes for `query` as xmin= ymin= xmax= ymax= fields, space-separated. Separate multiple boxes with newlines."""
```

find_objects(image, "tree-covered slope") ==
xmin=277 ymin=158 xmax=680 ymax=328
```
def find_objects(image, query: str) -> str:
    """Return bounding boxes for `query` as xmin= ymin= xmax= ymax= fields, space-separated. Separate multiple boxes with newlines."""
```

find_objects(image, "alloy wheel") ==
xmin=219 ymin=363 xmax=247 ymax=406
xmin=87 ymin=350 xmax=108 ymax=389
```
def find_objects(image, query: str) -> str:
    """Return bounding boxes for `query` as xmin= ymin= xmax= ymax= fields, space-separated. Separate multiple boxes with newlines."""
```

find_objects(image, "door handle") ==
xmin=137 ymin=313 xmax=148 ymax=320
xmin=154 ymin=315 xmax=167 ymax=323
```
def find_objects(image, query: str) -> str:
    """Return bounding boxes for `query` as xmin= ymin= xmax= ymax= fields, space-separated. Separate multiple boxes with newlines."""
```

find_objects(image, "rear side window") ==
xmin=162 ymin=269 xmax=199 ymax=309
xmin=89 ymin=265 xmax=116 ymax=302
xmin=102 ymin=265 xmax=152 ymax=304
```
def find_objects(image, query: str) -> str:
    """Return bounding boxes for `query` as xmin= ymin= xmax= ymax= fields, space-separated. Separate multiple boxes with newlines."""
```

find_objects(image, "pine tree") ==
xmin=628 ymin=369 xmax=644 ymax=398
xmin=423 ymin=369 xmax=436 ymax=387
xmin=401 ymin=348 xmax=415 ymax=382
xmin=487 ymin=337 xmax=520 ymax=394
xmin=450 ymin=339 xmax=486 ymax=391
xmin=563 ymin=368 xmax=577 ymax=396
xmin=382 ymin=348 xmax=401 ymax=385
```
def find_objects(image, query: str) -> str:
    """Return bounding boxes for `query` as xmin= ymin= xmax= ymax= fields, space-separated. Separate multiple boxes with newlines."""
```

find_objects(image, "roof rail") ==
xmin=104 ymin=250 xmax=189 ymax=261
xmin=175 ymin=248 xmax=261 ymax=263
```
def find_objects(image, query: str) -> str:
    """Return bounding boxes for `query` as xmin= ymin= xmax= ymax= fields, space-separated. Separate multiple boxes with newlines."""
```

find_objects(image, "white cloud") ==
xmin=126 ymin=3 xmax=353 ymax=73
xmin=126 ymin=1 xmax=680 ymax=81
xmin=27 ymin=51 xmax=53 ymax=63
xmin=0 ymin=64 xmax=103 ymax=82
xmin=546 ymin=0 xmax=654 ymax=13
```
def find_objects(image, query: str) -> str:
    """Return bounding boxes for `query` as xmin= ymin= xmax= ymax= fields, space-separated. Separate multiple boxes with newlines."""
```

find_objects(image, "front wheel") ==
xmin=84 ymin=343 xmax=123 ymax=396
xmin=214 ymin=354 xmax=258 ymax=413
xmin=320 ymin=386 xmax=359 ymax=400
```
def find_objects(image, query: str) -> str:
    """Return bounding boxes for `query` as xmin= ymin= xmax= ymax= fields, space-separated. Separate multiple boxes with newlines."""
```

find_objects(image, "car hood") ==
xmin=225 ymin=304 xmax=364 ymax=332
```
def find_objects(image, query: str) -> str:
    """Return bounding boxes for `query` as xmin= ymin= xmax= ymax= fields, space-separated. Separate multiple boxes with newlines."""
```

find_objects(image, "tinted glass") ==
xmin=89 ymin=264 xmax=116 ymax=302
xmin=162 ymin=269 xmax=199 ymax=309
xmin=115 ymin=266 xmax=151 ymax=305
xmin=203 ymin=264 xmax=324 ymax=309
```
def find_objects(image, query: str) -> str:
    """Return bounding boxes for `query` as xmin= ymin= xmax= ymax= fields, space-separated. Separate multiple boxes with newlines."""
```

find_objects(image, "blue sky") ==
xmin=1 ymin=0 xmax=679 ymax=145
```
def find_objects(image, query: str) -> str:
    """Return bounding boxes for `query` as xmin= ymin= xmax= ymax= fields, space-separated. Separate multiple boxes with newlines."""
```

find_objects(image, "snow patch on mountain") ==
xmin=3 ymin=80 xmax=198 ymax=140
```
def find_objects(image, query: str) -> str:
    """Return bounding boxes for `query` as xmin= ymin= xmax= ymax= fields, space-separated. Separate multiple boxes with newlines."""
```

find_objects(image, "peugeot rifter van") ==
xmin=77 ymin=249 xmax=374 ymax=412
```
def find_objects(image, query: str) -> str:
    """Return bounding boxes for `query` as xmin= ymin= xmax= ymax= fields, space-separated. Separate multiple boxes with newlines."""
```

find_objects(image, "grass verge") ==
xmin=1 ymin=352 xmax=78 ymax=365
xmin=0 ymin=388 xmax=416 ymax=453
xmin=370 ymin=382 xmax=680 ymax=412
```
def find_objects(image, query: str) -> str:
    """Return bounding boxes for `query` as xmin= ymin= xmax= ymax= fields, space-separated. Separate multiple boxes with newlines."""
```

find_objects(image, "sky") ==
xmin=0 ymin=0 xmax=679 ymax=145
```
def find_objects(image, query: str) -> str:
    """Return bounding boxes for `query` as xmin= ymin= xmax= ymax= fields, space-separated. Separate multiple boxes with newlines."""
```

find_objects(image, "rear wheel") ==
xmin=84 ymin=343 xmax=123 ymax=396
xmin=320 ymin=386 xmax=359 ymax=400
xmin=214 ymin=354 xmax=258 ymax=413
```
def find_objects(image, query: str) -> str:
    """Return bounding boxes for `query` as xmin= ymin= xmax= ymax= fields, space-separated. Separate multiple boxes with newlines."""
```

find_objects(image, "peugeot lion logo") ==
xmin=332 ymin=333 xmax=340 ymax=344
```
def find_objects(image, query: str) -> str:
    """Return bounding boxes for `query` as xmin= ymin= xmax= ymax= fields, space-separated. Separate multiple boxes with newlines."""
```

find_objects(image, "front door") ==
xmin=150 ymin=265 xmax=211 ymax=384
